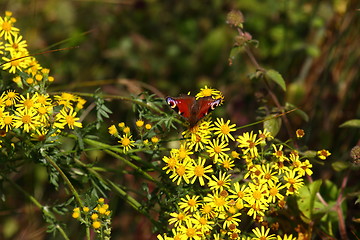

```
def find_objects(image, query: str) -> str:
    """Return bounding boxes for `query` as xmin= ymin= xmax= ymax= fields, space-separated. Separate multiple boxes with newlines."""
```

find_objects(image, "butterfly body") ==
xmin=166 ymin=96 xmax=222 ymax=127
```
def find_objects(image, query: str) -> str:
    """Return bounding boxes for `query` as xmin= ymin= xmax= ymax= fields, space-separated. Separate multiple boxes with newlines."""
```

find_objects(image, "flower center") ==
xmin=214 ymin=146 xmax=222 ymax=153
xmin=22 ymin=114 xmax=31 ymax=124
xmin=188 ymin=199 xmax=196 ymax=207
xmin=23 ymin=99 xmax=34 ymax=108
xmin=252 ymin=190 xmax=262 ymax=200
xmin=220 ymin=124 xmax=230 ymax=134
xmin=201 ymin=89 xmax=212 ymax=96
xmin=269 ymin=187 xmax=278 ymax=196
xmin=194 ymin=165 xmax=204 ymax=176
xmin=37 ymin=106 xmax=47 ymax=115
xmin=65 ymin=115 xmax=75 ymax=125
xmin=3 ymin=116 xmax=13 ymax=124
xmin=2 ymin=21 xmax=11 ymax=31
xmin=121 ymin=137 xmax=131 ymax=146
xmin=176 ymin=165 xmax=186 ymax=176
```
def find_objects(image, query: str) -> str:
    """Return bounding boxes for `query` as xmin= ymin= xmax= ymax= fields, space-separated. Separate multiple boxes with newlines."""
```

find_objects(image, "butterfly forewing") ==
xmin=194 ymin=97 xmax=221 ymax=123
xmin=166 ymin=96 xmax=195 ymax=119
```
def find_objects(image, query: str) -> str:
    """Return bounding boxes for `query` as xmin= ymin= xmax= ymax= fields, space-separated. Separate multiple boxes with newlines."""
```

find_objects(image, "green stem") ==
xmin=50 ymin=91 xmax=165 ymax=115
xmin=82 ymin=138 xmax=158 ymax=183
xmin=73 ymin=159 xmax=144 ymax=214
xmin=43 ymin=154 xmax=83 ymax=208
xmin=0 ymin=173 xmax=71 ymax=240
xmin=42 ymin=154 xmax=91 ymax=239
xmin=106 ymin=180 xmax=144 ymax=214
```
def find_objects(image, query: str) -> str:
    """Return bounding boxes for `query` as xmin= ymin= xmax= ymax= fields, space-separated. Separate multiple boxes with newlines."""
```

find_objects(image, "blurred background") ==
xmin=0 ymin=0 xmax=359 ymax=239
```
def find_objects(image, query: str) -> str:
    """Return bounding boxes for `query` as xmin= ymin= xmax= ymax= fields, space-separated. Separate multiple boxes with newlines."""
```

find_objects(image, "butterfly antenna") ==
xmin=0 ymin=46 xmax=79 ymax=67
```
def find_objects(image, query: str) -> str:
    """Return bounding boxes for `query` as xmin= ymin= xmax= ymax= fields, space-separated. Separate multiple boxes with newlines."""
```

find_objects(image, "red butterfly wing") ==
xmin=166 ymin=96 xmax=195 ymax=119
xmin=166 ymin=96 xmax=222 ymax=127
xmin=192 ymin=97 xmax=222 ymax=126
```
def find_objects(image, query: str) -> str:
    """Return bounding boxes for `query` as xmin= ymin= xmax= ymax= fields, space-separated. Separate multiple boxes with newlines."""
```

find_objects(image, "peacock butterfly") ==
xmin=166 ymin=95 xmax=222 ymax=127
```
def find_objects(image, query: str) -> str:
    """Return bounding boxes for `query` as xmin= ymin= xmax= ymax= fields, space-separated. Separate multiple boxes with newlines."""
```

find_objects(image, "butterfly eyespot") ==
xmin=166 ymin=97 xmax=177 ymax=108
xmin=210 ymin=99 xmax=221 ymax=110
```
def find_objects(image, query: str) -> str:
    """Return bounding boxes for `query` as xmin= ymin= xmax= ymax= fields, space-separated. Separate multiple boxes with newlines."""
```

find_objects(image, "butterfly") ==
xmin=166 ymin=95 xmax=223 ymax=127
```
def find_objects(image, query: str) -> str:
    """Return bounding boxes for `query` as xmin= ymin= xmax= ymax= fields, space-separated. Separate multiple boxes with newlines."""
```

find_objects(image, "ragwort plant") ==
xmin=0 ymin=9 xmax=344 ymax=240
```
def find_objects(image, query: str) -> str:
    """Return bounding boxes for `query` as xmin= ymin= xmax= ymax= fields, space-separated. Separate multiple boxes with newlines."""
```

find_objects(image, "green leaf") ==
xmin=266 ymin=69 xmax=286 ymax=91
xmin=285 ymin=102 xmax=309 ymax=122
xmin=331 ymin=161 xmax=350 ymax=171
xmin=297 ymin=180 xmax=322 ymax=221
xmin=263 ymin=115 xmax=281 ymax=137
xmin=339 ymin=119 xmax=360 ymax=128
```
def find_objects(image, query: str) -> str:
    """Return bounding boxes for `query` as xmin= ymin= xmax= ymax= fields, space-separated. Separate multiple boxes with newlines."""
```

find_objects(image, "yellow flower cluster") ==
xmin=0 ymin=12 xmax=84 ymax=142
xmin=72 ymin=198 xmax=112 ymax=236
xmin=0 ymin=91 xmax=84 ymax=140
xmin=0 ymin=11 xmax=55 ymax=88
xmin=158 ymin=88 xmax=313 ymax=240
xmin=108 ymin=120 xmax=159 ymax=153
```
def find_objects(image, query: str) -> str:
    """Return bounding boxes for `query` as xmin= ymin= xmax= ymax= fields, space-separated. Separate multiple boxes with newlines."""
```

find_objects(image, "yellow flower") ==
xmin=169 ymin=158 xmax=191 ymax=185
xmin=168 ymin=211 xmax=190 ymax=227
xmin=296 ymin=129 xmax=305 ymax=138
xmin=135 ymin=120 xmax=144 ymax=127
xmin=162 ymin=152 xmax=178 ymax=174
xmin=123 ymin=126 xmax=131 ymax=134
xmin=92 ymin=221 xmax=101 ymax=229
xmin=5 ymin=34 xmax=27 ymax=52
xmin=237 ymin=131 xmax=261 ymax=158
xmin=206 ymin=138 xmax=230 ymax=164
xmin=108 ymin=124 xmax=118 ymax=135
xmin=91 ymin=213 xmax=98 ymax=220
xmin=203 ymin=190 xmax=230 ymax=212
xmin=317 ymin=149 xmax=331 ymax=160
xmin=272 ymin=144 xmax=289 ymax=162
xmin=15 ymin=93 xmax=40 ymax=111
xmin=218 ymin=155 xmax=235 ymax=170
xmin=187 ymin=157 xmax=213 ymax=186
xmin=72 ymin=211 xmax=80 ymax=219
xmin=207 ymin=171 xmax=231 ymax=191
xmin=145 ymin=123 xmax=152 ymax=130
xmin=179 ymin=195 xmax=200 ymax=212
xmin=54 ymin=107 xmax=82 ymax=129
xmin=213 ymin=118 xmax=236 ymax=142
xmin=72 ymin=207 xmax=80 ymax=219
xmin=192 ymin=212 xmax=214 ymax=232
xmin=195 ymin=86 xmax=223 ymax=100
xmin=284 ymin=170 xmax=304 ymax=195
xmin=0 ymin=15 xmax=19 ymax=40
xmin=98 ymin=207 xmax=106 ymax=214
xmin=2 ymin=51 xmax=28 ymax=74
xmin=151 ymin=136 xmax=159 ymax=143
xmin=118 ymin=135 xmax=135 ymax=152
xmin=13 ymin=108 xmax=40 ymax=132
xmin=0 ymin=112 xmax=15 ymax=132
xmin=252 ymin=226 xmax=276 ymax=240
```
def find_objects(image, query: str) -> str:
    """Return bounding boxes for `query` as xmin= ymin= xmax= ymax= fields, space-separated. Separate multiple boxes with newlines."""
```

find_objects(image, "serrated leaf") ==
xmin=339 ymin=119 xmax=360 ymax=128
xmin=266 ymin=69 xmax=286 ymax=91
xmin=263 ymin=116 xmax=281 ymax=137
